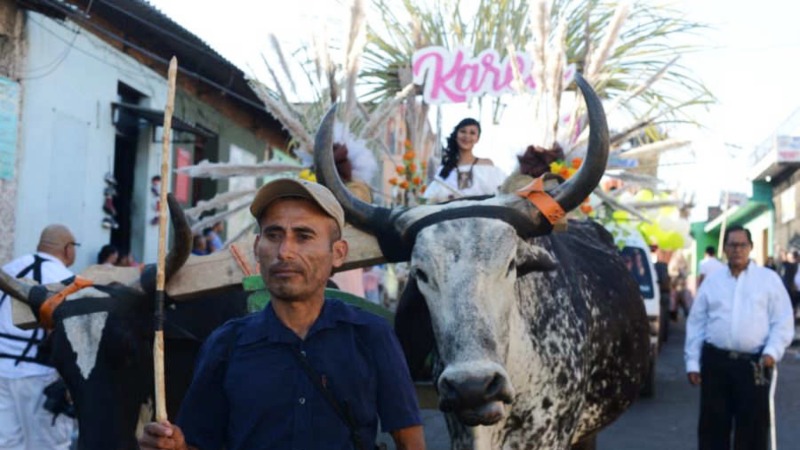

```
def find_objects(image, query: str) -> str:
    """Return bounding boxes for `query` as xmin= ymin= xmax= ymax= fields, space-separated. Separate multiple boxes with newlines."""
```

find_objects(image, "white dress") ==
xmin=423 ymin=163 xmax=508 ymax=203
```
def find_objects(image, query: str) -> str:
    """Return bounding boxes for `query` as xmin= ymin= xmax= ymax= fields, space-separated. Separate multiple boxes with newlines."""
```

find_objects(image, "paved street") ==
xmin=381 ymin=319 xmax=800 ymax=449
xmin=598 ymin=319 xmax=800 ymax=449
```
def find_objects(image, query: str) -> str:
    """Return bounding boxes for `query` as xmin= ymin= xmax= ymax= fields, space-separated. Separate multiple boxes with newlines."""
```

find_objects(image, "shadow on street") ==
xmin=598 ymin=318 xmax=800 ymax=449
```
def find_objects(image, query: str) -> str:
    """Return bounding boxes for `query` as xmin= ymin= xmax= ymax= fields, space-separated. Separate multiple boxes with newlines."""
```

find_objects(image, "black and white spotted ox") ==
xmin=315 ymin=73 xmax=649 ymax=449
xmin=0 ymin=195 xmax=246 ymax=450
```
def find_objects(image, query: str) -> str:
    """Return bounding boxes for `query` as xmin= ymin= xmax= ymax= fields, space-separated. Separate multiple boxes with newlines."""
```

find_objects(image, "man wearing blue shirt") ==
xmin=140 ymin=178 xmax=424 ymax=450
xmin=685 ymin=225 xmax=794 ymax=450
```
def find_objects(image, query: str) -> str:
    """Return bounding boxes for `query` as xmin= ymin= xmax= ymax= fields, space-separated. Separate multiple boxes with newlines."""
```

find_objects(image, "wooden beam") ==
xmin=12 ymin=224 xmax=386 ymax=326
xmin=165 ymin=224 xmax=385 ymax=300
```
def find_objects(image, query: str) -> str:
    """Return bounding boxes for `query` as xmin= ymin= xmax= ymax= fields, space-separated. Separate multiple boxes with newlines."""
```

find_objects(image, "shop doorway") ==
xmin=110 ymin=82 xmax=144 ymax=258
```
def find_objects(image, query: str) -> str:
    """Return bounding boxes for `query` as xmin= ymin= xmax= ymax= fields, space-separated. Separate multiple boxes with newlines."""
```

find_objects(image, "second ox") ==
xmin=0 ymin=195 xmax=246 ymax=450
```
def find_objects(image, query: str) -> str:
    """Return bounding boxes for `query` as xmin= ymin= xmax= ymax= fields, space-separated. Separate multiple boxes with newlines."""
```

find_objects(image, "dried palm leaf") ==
xmin=175 ymin=159 xmax=303 ymax=180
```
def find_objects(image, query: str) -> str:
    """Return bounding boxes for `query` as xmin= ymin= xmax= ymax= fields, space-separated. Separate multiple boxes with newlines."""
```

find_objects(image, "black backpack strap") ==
xmin=0 ymin=255 xmax=47 ymax=308
xmin=289 ymin=346 xmax=365 ymax=450
xmin=29 ymin=255 xmax=45 ymax=286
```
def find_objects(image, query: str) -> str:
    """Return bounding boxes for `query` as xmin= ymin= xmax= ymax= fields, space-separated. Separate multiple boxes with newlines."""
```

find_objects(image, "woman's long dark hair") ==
xmin=439 ymin=117 xmax=481 ymax=178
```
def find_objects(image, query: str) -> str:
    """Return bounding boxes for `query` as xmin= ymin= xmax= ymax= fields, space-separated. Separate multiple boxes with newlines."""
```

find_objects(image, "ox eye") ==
xmin=507 ymin=260 xmax=516 ymax=276
xmin=414 ymin=267 xmax=429 ymax=284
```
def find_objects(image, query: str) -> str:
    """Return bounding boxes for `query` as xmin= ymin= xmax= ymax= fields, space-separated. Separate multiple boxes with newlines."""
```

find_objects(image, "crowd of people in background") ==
xmin=95 ymin=244 xmax=140 ymax=269
xmin=778 ymin=249 xmax=800 ymax=323
xmin=190 ymin=222 xmax=225 ymax=256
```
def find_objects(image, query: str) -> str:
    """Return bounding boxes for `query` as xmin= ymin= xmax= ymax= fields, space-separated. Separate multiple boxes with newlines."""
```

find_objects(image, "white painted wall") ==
xmin=745 ymin=213 xmax=772 ymax=265
xmin=15 ymin=13 xmax=171 ymax=272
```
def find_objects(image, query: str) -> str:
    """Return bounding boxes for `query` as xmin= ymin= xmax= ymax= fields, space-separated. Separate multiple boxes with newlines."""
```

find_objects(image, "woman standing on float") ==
xmin=423 ymin=118 xmax=507 ymax=203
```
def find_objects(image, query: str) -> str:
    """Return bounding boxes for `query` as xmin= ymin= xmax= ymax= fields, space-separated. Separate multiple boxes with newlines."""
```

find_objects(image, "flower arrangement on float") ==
xmin=548 ymin=157 xmax=593 ymax=215
xmin=388 ymin=139 xmax=428 ymax=206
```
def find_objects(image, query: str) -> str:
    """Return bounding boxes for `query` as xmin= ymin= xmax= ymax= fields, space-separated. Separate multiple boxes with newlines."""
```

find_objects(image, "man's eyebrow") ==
xmin=290 ymin=225 xmax=317 ymax=235
xmin=262 ymin=224 xmax=317 ymax=235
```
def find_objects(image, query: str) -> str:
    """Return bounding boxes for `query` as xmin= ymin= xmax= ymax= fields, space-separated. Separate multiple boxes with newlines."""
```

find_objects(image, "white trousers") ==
xmin=0 ymin=373 xmax=73 ymax=450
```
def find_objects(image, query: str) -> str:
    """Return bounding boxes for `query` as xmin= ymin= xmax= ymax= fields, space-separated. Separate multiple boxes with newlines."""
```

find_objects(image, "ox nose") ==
xmin=438 ymin=370 xmax=513 ymax=412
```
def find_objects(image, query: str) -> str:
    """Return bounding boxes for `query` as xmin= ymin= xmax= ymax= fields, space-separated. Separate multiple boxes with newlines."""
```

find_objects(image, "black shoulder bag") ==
xmin=289 ymin=346 xmax=367 ymax=450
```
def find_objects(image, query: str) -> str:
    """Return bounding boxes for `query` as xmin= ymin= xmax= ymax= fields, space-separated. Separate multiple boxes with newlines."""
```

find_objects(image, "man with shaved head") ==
xmin=0 ymin=224 xmax=78 ymax=449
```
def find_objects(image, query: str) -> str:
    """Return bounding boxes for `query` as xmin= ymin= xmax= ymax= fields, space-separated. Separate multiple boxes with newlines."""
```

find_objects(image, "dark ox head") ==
xmin=314 ymin=73 xmax=609 ymax=426
xmin=0 ymin=194 xmax=193 ymax=450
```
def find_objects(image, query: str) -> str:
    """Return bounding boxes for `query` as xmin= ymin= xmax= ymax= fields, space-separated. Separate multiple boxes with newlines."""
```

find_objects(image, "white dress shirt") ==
xmin=685 ymin=260 xmax=795 ymax=373
xmin=0 ymin=252 xmax=73 ymax=378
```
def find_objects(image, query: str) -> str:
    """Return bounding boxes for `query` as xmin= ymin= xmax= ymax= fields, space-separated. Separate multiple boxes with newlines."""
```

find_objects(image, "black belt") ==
xmin=703 ymin=342 xmax=761 ymax=361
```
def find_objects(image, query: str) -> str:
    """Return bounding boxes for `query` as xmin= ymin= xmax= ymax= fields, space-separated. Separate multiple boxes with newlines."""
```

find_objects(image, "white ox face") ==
xmin=410 ymin=218 xmax=555 ymax=426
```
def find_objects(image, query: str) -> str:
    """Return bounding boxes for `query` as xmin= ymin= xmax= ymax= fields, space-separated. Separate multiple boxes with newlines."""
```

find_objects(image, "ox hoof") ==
xmin=454 ymin=401 xmax=505 ymax=426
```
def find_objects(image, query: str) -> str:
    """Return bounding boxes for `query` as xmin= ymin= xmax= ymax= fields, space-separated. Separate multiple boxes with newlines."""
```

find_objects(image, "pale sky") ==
xmin=148 ymin=0 xmax=800 ymax=221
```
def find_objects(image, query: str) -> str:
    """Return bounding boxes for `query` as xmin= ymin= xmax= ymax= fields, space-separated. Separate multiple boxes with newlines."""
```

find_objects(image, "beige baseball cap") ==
xmin=249 ymin=178 xmax=345 ymax=232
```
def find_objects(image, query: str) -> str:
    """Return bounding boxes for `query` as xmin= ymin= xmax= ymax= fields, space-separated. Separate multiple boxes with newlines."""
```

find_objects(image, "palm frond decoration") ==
xmin=361 ymin=0 xmax=707 ymax=242
xmin=362 ymin=0 xmax=713 ymax=152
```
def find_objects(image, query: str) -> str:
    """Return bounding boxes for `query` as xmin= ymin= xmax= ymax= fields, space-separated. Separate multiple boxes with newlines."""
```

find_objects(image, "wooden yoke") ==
xmin=10 ymin=224 xmax=386 ymax=327
xmin=162 ymin=224 xmax=384 ymax=300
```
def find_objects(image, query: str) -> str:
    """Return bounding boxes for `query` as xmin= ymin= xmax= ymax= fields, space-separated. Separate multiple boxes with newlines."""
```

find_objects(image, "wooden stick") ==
xmin=155 ymin=56 xmax=178 ymax=423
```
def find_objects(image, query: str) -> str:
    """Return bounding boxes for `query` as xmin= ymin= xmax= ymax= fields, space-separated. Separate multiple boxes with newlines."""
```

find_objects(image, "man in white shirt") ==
xmin=0 ymin=224 xmax=78 ymax=450
xmin=697 ymin=245 xmax=726 ymax=289
xmin=685 ymin=225 xmax=794 ymax=450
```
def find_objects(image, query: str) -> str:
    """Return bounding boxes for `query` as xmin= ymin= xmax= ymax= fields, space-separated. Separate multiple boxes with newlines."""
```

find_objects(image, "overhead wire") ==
xmin=19 ymin=20 xmax=80 ymax=80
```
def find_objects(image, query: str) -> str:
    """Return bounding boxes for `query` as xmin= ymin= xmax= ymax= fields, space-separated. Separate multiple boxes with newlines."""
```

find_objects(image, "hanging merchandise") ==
xmin=149 ymin=175 xmax=161 ymax=226
xmin=102 ymin=172 xmax=119 ymax=229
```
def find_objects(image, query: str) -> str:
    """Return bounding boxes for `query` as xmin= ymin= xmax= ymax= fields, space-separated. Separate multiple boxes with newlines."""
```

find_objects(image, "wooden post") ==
xmin=155 ymin=56 xmax=178 ymax=423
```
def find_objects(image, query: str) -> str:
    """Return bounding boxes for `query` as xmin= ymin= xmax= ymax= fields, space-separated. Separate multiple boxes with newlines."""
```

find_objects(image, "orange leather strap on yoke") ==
xmin=39 ymin=276 xmax=94 ymax=330
xmin=515 ymin=176 xmax=566 ymax=225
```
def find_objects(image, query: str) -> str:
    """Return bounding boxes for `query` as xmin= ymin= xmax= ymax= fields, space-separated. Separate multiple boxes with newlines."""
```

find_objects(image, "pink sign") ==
xmin=412 ymin=46 xmax=575 ymax=104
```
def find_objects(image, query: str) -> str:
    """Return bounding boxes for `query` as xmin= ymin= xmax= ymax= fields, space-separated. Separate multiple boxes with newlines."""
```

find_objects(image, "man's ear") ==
xmin=331 ymin=240 xmax=348 ymax=268
xmin=253 ymin=234 xmax=261 ymax=259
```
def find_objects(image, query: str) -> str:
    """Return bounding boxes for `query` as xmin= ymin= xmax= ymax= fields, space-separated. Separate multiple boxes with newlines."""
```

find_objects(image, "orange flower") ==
xmin=412 ymin=176 xmax=422 ymax=185
xmin=389 ymin=177 xmax=398 ymax=186
xmin=559 ymin=167 xmax=571 ymax=179
xmin=571 ymin=157 xmax=583 ymax=169
xmin=580 ymin=203 xmax=593 ymax=214
xmin=395 ymin=165 xmax=405 ymax=175
xmin=403 ymin=150 xmax=415 ymax=161
xmin=420 ymin=185 xmax=427 ymax=194
xmin=399 ymin=180 xmax=409 ymax=189
xmin=409 ymin=163 xmax=417 ymax=173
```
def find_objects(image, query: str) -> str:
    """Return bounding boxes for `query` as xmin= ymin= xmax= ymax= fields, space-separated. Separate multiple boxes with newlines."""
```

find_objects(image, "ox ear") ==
xmin=516 ymin=241 xmax=557 ymax=277
xmin=394 ymin=276 xmax=434 ymax=381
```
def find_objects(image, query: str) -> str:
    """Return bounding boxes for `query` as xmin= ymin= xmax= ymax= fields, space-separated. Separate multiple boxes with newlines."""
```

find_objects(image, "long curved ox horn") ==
xmin=314 ymin=105 xmax=393 ymax=232
xmin=136 ymin=193 xmax=192 ymax=293
xmin=549 ymin=72 xmax=609 ymax=212
xmin=163 ymin=192 xmax=192 ymax=281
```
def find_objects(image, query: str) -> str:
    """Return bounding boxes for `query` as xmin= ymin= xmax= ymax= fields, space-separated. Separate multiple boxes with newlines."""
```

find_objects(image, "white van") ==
xmin=602 ymin=221 xmax=660 ymax=398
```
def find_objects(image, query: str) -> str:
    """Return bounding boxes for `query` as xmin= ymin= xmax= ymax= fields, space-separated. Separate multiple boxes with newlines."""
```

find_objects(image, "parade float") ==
xmin=144 ymin=0 xmax=710 ymax=310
